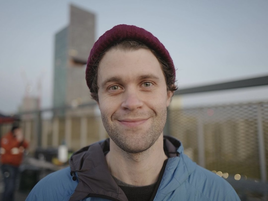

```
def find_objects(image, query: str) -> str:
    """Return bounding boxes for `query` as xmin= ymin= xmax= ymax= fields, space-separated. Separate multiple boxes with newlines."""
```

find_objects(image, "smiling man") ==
xmin=26 ymin=24 xmax=240 ymax=201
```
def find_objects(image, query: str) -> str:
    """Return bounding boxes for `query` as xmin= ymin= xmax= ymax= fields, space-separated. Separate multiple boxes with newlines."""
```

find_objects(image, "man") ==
xmin=26 ymin=24 xmax=240 ymax=201
xmin=1 ymin=124 xmax=29 ymax=201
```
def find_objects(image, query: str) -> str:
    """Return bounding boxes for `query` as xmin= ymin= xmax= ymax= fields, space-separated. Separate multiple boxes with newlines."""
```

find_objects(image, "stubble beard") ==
xmin=101 ymin=108 xmax=167 ymax=154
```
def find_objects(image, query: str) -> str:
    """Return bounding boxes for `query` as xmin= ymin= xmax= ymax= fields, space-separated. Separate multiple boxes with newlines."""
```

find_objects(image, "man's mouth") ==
xmin=117 ymin=118 xmax=149 ymax=127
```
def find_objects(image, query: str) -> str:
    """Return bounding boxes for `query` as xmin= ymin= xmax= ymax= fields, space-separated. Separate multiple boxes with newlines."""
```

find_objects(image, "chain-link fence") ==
xmin=170 ymin=101 xmax=268 ymax=200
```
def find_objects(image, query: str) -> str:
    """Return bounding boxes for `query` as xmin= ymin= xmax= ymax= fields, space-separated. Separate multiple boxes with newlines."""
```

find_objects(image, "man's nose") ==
xmin=121 ymin=88 xmax=143 ymax=110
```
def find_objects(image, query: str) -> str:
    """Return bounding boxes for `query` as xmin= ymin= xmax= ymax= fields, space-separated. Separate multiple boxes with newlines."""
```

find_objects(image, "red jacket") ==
xmin=0 ymin=132 xmax=28 ymax=167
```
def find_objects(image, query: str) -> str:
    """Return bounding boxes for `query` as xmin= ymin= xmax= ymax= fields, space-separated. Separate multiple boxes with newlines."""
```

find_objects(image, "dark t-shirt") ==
xmin=113 ymin=159 xmax=168 ymax=201
xmin=119 ymin=183 xmax=157 ymax=201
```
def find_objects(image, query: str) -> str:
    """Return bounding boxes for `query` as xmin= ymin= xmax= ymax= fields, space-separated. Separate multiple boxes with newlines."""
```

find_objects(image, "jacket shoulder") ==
xmin=26 ymin=166 xmax=78 ymax=201
xmin=157 ymin=154 xmax=240 ymax=201
xmin=189 ymin=165 xmax=240 ymax=201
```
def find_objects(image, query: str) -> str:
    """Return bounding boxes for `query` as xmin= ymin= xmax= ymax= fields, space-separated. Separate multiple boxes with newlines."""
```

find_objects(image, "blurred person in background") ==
xmin=26 ymin=24 xmax=240 ymax=201
xmin=0 ymin=124 xmax=29 ymax=201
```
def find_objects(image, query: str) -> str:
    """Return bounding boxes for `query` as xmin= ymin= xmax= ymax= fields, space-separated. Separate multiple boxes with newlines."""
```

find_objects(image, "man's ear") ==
xmin=166 ymin=90 xmax=174 ymax=107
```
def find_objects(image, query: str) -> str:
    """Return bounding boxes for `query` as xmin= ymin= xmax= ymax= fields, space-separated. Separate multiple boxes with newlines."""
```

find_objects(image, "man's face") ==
xmin=97 ymin=48 xmax=173 ymax=153
xmin=13 ymin=128 xmax=23 ymax=141
xmin=14 ymin=128 xmax=21 ymax=135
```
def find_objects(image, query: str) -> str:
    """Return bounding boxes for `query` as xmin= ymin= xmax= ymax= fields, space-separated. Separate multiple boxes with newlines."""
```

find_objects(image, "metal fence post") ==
xmin=52 ymin=117 xmax=59 ymax=147
xmin=164 ymin=107 xmax=171 ymax=136
xmin=197 ymin=109 xmax=205 ymax=168
xmin=80 ymin=116 xmax=87 ymax=147
xmin=34 ymin=111 xmax=42 ymax=147
xmin=65 ymin=117 xmax=72 ymax=148
xmin=257 ymin=104 xmax=267 ymax=182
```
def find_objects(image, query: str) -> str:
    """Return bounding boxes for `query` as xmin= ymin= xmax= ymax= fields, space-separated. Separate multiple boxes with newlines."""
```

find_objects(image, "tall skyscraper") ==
xmin=53 ymin=4 xmax=95 ymax=109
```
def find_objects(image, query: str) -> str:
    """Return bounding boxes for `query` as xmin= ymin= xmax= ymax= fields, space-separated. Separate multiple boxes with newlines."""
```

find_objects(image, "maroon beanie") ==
xmin=85 ymin=24 xmax=175 ymax=91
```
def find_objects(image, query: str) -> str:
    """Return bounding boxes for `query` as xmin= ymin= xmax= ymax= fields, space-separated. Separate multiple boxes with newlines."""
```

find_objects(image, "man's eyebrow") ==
xmin=101 ymin=76 xmax=123 ymax=88
xmin=138 ymin=74 xmax=160 ymax=81
xmin=101 ymin=74 xmax=160 ymax=88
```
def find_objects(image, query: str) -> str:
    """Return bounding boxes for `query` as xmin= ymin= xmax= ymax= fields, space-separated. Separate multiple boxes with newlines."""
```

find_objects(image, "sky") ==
xmin=0 ymin=0 xmax=268 ymax=114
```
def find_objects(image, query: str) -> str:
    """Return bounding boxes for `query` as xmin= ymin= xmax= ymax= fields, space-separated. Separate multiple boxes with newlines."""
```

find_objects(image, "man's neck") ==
xmin=106 ymin=136 xmax=167 ymax=186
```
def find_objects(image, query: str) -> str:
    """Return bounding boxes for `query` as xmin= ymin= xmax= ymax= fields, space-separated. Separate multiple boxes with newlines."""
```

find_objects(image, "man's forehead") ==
xmin=97 ymin=49 xmax=165 ymax=88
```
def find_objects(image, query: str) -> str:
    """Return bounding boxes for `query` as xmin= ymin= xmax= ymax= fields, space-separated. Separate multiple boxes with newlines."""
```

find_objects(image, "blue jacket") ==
xmin=26 ymin=136 xmax=240 ymax=201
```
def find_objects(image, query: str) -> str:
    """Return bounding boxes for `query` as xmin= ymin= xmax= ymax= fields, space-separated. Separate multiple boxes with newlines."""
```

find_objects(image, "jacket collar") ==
xmin=69 ymin=139 xmax=127 ymax=201
xmin=69 ymin=136 xmax=188 ymax=201
xmin=155 ymin=138 xmax=197 ymax=200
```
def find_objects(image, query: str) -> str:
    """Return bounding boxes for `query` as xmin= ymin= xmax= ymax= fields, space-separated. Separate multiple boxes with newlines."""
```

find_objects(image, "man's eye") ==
xmin=108 ymin=85 xmax=121 ymax=91
xmin=142 ymin=82 xmax=153 ymax=87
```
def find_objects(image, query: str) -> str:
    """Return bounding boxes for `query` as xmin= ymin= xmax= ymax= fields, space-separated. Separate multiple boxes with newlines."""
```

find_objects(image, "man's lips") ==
xmin=117 ymin=118 xmax=149 ymax=127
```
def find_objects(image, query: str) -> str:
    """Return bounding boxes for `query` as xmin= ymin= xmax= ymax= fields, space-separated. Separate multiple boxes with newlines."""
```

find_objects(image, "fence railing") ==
xmin=1 ymin=100 xmax=267 ymax=182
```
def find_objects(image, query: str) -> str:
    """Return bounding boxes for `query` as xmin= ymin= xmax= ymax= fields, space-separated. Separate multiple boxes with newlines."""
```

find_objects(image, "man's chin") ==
xmin=114 ymin=139 xmax=154 ymax=154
